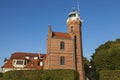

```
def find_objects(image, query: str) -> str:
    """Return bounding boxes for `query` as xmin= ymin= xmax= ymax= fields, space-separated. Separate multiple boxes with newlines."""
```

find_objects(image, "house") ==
xmin=2 ymin=10 xmax=85 ymax=80
xmin=2 ymin=52 xmax=46 ymax=73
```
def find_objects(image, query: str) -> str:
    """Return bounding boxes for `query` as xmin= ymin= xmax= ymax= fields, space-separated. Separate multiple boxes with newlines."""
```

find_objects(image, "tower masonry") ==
xmin=44 ymin=10 xmax=85 ymax=80
xmin=67 ymin=10 xmax=85 ymax=80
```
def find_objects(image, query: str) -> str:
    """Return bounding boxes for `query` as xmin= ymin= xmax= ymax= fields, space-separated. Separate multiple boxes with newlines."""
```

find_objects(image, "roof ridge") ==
xmin=14 ymin=52 xmax=38 ymax=54
xmin=53 ymin=32 xmax=68 ymax=34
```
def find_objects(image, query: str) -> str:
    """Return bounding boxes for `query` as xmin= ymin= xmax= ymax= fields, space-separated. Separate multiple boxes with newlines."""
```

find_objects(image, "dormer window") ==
xmin=13 ymin=59 xmax=27 ymax=67
xmin=25 ymin=56 xmax=29 ymax=59
xmin=16 ymin=60 xmax=24 ymax=65
xmin=29 ymin=56 xmax=34 ymax=59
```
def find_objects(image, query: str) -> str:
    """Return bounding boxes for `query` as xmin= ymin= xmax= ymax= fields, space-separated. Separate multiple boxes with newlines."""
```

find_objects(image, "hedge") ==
xmin=100 ymin=70 xmax=120 ymax=80
xmin=1 ymin=69 xmax=79 ymax=80
xmin=0 ymin=72 xmax=3 ymax=78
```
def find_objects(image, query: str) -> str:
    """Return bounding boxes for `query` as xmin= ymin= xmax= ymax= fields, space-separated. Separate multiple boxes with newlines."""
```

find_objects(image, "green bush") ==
xmin=1 ymin=69 xmax=79 ymax=80
xmin=41 ymin=69 xmax=79 ymax=80
xmin=0 ymin=72 xmax=3 ymax=77
xmin=100 ymin=70 xmax=120 ymax=80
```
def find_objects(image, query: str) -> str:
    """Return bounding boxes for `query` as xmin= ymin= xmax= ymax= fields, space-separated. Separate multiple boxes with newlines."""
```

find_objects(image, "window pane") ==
xmin=29 ymin=56 xmax=34 ymax=59
xmin=69 ymin=14 xmax=76 ymax=17
xmin=60 ymin=56 xmax=65 ymax=65
xmin=16 ymin=60 xmax=23 ymax=65
xmin=60 ymin=42 xmax=65 ymax=50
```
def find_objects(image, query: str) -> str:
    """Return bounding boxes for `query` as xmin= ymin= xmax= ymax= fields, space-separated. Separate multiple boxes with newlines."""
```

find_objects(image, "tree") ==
xmin=83 ymin=57 xmax=99 ymax=80
xmin=91 ymin=38 xmax=120 ymax=73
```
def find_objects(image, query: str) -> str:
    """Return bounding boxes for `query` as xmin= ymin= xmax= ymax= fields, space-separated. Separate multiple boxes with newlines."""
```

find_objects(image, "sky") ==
xmin=0 ymin=0 xmax=120 ymax=70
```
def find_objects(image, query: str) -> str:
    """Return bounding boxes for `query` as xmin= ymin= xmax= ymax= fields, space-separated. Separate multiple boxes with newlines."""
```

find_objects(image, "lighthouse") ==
xmin=67 ymin=10 xmax=85 ymax=80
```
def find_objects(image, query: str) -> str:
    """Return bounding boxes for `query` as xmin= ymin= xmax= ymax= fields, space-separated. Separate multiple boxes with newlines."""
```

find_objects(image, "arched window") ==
xmin=60 ymin=41 xmax=65 ymax=50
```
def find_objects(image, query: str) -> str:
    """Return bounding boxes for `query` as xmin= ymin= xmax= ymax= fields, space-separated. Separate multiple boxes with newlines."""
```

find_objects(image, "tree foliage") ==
xmin=83 ymin=57 xmax=99 ymax=80
xmin=83 ymin=57 xmax=90 ymax=76
xmin=100 ymin=70 xmax=120 ymax=80
xmin=91 ymin=38 xmax=120 ymax=73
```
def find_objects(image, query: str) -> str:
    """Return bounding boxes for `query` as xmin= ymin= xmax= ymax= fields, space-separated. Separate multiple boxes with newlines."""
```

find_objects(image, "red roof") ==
xmin=52 ymin=32 xmax=71 ymax=39
xmin=25 ymin=59 xmax=43 ymax=69
xmin=10 ymin=52 xmax=39 ymax=59
xmin=2 ymin=59 xmax=14 ymax=68
xmin=2 ymin=52 xmax=46 ymax=70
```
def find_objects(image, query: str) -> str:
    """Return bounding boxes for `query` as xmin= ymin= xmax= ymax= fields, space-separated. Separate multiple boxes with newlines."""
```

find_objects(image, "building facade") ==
xmin=44 ymin=10 xmax=85 ymax=80
xmin=2 ymin=52 xmax=46 ymax=73
xmin=2 ymin=10 xmax=85 ymax=80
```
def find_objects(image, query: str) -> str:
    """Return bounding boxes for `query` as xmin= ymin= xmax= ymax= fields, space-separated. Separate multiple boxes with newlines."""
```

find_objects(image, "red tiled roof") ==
xmin=2 ymin=59 xmax=43 ymax=69
xmin=10 ymin=52 xmax=39 ymax=59
xmin=2 ymin=59 xmax=14 ymax=68
xmin=25 ymin=59 xmax=43 ymax=69
xmin=52 ymin=32 xmax=71 ymax=39
xmin=2 ymin=52 xmax=46 ymax=70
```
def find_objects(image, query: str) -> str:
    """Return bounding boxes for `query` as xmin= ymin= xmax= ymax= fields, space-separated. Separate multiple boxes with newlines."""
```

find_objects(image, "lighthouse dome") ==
xmin=67 ymin=10 xmax=81 ymax=23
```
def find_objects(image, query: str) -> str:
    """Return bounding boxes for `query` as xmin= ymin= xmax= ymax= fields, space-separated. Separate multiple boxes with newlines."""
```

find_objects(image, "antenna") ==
xmin=77 ymin=0 xmax=80 ymax=12
xmin=36 ymin=50 xmax=41 ymax=58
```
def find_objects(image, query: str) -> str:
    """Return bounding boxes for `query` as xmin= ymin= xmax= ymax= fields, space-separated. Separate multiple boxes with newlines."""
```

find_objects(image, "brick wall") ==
xmin=45 ymin=36 xmax=75 ymax=70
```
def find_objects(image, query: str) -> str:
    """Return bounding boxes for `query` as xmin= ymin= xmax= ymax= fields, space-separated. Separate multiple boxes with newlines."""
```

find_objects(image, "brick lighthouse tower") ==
xmin=44 ymin=10 xmax=85 ymax=80
xmin=67 ymin=10 xmax=85 ymax=80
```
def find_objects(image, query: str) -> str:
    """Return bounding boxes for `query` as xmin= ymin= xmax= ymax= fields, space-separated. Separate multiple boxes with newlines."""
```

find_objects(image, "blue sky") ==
xmin=0 ymin=0 xmax=120 ymax=69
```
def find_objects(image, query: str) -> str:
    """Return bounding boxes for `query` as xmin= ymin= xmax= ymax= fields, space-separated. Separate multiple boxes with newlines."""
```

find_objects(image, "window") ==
xmin=71 ymin=26 xmax=73 ymax=32
xmin=60 ymin=42 xmax=65 ymax=50
xmin=69 ymin=13 xmax=76 ymax=18
xmin=24 ymin=60 xmax=27 ymax=65
xmin=38 ymin=61 xmax=43 ymax=66
xmin=16 ymin=60 xmax=24 ymax=65
xmin=40 ymin=61 xmax=43 ymax=66
xmin=13 ymin=59 xmax=26 ymax=67
xmin=60 ymin=56 xmax=65 ymax=65
xmin=29 ymin=56 xmax=34 ymax=59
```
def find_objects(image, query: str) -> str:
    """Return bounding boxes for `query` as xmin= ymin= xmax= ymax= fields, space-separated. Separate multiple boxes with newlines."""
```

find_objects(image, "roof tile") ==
xmin=52 ymin=32 xmax=71 ymax=39
xmin=2 ymin=52 xmax=46 ymax=70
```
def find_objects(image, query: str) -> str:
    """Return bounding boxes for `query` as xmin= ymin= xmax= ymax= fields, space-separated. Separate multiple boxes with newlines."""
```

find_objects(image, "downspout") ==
xmin=73 ymin=35 xmax=77 ymax=70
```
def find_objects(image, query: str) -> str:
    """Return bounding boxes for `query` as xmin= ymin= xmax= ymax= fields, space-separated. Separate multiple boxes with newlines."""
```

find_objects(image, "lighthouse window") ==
xmin=71 ymin=26 xmax=73 ymax=32
xmin=60 ymin=42 xmax=65 ymax=50
xmin=69 ymin=14 xmax=76 ymax=18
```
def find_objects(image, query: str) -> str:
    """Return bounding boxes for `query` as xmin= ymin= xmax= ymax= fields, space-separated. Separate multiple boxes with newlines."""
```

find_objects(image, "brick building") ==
xmin=2 ymin=10 xmax=85 ymax=80
xmin=44 ymin=10 xmax=85 ymax=80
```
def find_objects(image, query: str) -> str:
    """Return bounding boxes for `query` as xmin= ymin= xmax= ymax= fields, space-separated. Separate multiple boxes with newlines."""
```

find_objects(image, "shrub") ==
xmin=0 ymin=72 xmax=3 ymax=77
xmin=100 ymin=70 xmax=120 ymax=80
xmin=2 ymin=69 xmax=79 ymax=80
